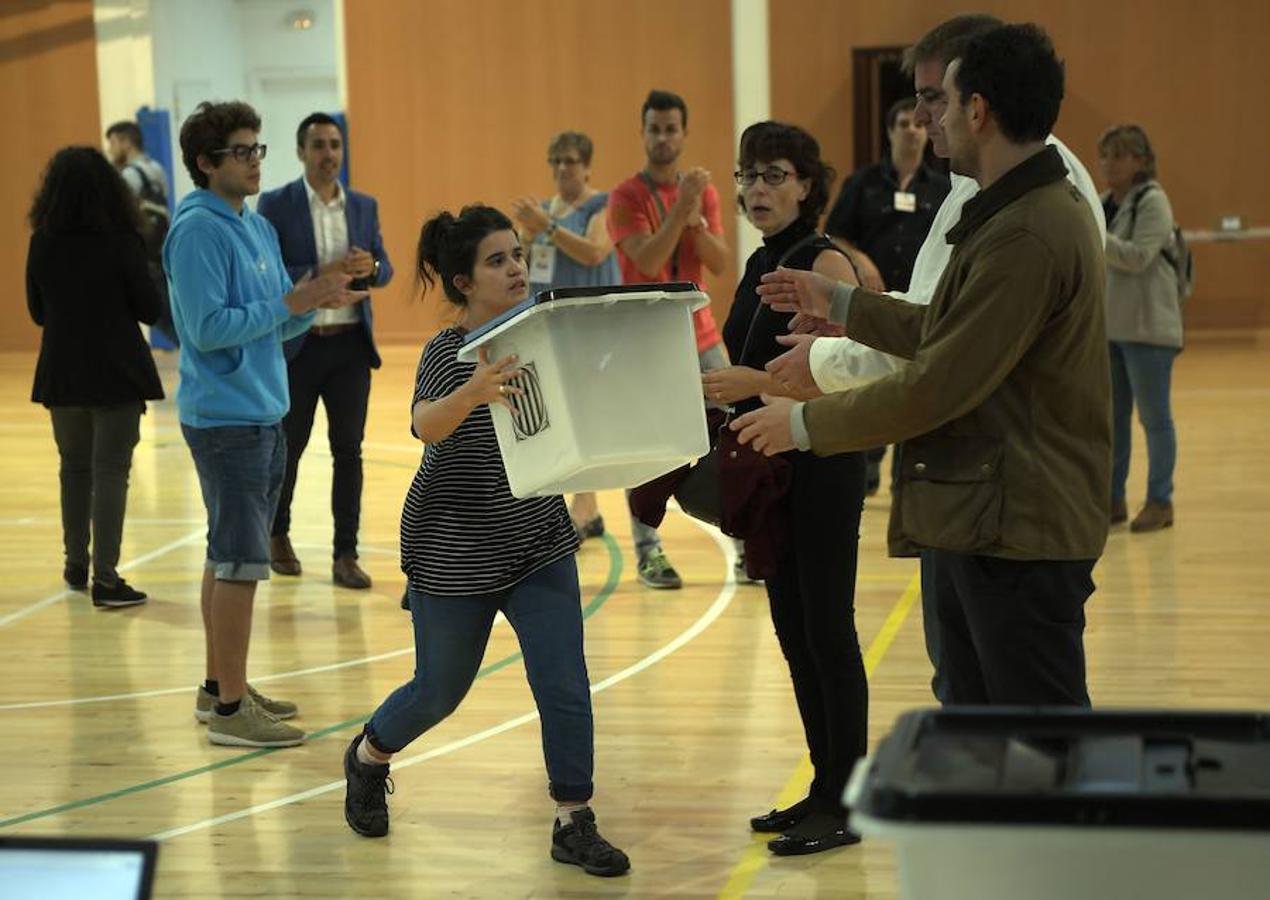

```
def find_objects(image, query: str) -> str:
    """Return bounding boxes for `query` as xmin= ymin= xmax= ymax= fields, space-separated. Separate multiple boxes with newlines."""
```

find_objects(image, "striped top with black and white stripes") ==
xmin=399 ymin=327 xmax=578 ymax=596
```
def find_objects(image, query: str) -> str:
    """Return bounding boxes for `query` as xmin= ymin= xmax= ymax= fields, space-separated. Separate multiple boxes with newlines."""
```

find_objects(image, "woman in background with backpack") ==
xmin=1097 ymin=124 xmax=1183 ymax=533
xmin=26 ymin=146 xmax=164 ymax=606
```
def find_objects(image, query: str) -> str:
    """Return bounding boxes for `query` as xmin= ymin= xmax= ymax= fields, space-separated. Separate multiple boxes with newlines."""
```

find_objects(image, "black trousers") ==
xmin=272 ymin=330 xmax=371 ymax=559
xmin=927 ymin=550 xmax=1095 ymax=707
xmin=764 ymin=449 xmax=868 ymax=813
xmin=49 ymin=402 xmax=143 ymax=584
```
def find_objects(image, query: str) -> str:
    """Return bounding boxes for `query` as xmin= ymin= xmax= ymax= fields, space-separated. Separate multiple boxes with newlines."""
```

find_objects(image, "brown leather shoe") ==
xmin=270 ymin=535 xmax=301 ymax=576
xmin=333 ymin=556 xmax=372 ymax=590
xmin=1130 ymin=501 xmax=1174 ymax=533
xmin=1110 ymin=497 xmax=1128 ymax=525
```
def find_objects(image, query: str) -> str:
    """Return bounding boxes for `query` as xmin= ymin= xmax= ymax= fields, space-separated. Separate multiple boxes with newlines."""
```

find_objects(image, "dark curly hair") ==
xmin=417 ymin=205 xmax=516 ymax=306
xmin=28 ymin=146 xmax=142 ymax=235
xmin=736 ymin=121 xmax=835 ymax=227
xmin=179 ymin=100 xmax=261 ymax=189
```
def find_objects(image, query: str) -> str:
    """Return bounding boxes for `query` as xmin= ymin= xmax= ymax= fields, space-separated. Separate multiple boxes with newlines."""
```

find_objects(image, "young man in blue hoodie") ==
xmin=165 ymin=101 xmax=364 ymax=748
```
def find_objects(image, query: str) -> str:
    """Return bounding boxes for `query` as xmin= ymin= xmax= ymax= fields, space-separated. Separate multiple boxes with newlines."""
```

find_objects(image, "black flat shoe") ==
xmin=573 ymin=515 xmax=605 ymax=541
xmin=750 ymin=796 xmax=813 ymax=833
xmin=767 ymin=812 xmax=861 ymax=856
xmin=91 ymin=579 xmax=147 ymax=608
xmin=63 ymin=563 xmax=88 ymax=590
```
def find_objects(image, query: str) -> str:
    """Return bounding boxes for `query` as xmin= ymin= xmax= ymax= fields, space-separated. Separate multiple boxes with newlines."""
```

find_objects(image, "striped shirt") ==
xmin=399 ymin=328 xmax=579 ymax=596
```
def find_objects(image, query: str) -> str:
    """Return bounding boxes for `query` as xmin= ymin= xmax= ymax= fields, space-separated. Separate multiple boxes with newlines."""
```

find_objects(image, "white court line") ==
xmin=0 ymin=527 xmax=204 ymax=629
xmin=0 ymin=613 xmax=508 ymax=712
xmin=149 ymin=520 xmax=737 ymax=843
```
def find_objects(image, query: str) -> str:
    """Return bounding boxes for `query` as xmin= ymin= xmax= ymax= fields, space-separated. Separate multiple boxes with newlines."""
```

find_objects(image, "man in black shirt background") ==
xmin=824 ymin=96 xmax=950 ymax=492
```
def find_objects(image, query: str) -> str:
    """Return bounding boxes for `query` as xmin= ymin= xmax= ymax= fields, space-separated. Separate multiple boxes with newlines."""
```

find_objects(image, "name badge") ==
xmin=529 ymin=241 xmax=556 ymax=284
xmin=894 ymin=191 xmax=917 ymax=214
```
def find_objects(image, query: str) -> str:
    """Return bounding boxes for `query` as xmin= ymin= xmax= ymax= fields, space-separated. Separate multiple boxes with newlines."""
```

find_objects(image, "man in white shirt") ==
xmin=257 ymin=113 xmax=394 ymax=590
xmin=764 ymin=14 xmax=1106 ymax=702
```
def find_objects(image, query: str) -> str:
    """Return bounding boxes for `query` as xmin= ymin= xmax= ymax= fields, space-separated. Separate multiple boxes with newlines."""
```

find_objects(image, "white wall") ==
xmin=96 ymin=0 xmax=343 ymax=201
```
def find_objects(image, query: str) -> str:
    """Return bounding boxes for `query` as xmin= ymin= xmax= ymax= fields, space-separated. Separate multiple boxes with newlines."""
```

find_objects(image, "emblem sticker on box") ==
xmin=508 ymin=362 xmax=549 ymax=440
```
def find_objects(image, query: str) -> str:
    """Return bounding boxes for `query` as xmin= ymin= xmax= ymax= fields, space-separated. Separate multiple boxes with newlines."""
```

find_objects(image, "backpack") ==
xmin=127 ymin=163 xmax=179 ymax=346
xmin=127 ymin=163 xmax=170 ymax=261
xmin=1128 ymin=183 xmax=1195 ymax=302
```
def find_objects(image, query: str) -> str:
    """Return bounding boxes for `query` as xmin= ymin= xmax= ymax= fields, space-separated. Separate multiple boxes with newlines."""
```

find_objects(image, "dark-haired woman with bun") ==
xmin=341 ymin=205 xmax=628 ymax=878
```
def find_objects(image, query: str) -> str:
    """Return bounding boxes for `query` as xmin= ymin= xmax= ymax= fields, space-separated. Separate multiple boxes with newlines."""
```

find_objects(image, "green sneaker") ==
xmin=196 ymin=684 xmax=298 ymax=724
xmin=637 ymin=548 xmax=683 ymax=590
xmin=208 ymin=695 xmax=305 ymax=748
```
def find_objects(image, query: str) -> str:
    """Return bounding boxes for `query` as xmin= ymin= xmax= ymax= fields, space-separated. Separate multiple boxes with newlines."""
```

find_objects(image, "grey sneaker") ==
xmin=195 ymin=684 xmax=298 ymax=724
xmin=207 ymin=695 xmax=305 ymax=748
xmin=637 ymin=548 xmax=682 ymax=590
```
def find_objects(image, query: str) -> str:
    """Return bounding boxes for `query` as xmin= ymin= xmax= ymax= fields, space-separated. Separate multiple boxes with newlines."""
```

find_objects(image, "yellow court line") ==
xmin=717 ymin=571 xmax=922 ymax=900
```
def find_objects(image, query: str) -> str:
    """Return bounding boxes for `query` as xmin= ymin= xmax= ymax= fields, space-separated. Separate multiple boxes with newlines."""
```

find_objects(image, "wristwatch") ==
xmin=545 ymin=220 xmax=559 ymax=242
xmin=371 ymin=257 xmax=381 ymax=280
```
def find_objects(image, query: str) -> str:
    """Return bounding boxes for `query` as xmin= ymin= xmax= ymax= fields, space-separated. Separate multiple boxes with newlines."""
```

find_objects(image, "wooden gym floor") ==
xmin=0 ymin=338 xmax=1267 ymax=899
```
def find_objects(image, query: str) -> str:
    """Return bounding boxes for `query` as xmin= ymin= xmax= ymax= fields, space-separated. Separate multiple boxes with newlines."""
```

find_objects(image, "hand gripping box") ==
xmin=457 ymin=282 xmax=711 ymax=498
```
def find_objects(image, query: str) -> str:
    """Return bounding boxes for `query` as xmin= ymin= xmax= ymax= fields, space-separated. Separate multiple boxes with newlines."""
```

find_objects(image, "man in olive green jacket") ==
xmin=734 ymin=23 xmax=1109 ymax=707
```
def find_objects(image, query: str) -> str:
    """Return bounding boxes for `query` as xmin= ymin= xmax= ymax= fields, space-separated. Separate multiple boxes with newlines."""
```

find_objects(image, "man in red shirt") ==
xmin=608 ymin=89 xmax=730 ymax=589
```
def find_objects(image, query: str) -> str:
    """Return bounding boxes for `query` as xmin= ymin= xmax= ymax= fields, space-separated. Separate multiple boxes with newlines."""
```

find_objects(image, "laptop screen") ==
xmin=0 ymin=837 xmax=157 ymax=900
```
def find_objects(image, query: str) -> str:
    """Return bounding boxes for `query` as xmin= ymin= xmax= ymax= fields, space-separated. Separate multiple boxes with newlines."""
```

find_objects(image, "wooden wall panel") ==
xmin=2 ymin=0 xmax=102 ymax=352
xmin=769 ymin=0 xmax=1270 ymax=331
xmin=344 ymin=0 xmax=737 ymax=345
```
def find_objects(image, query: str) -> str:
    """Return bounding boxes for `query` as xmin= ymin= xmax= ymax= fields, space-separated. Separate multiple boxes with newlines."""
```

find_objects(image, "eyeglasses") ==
xmin=915 ymin=87 xmax=947 ymax=109
xmin=734 ymin=167 xmax=797 ymax=187
xmin=548 ymin=156 xmax=583 ymax=168
xmin=211 ymin=143 xmax=268 ymax=163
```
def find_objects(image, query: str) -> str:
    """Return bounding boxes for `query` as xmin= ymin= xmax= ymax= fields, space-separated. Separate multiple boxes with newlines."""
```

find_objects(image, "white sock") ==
xmin=356 ymin=738 xmax=388 ymax=767
xmin=556 ymin=802 xmax=588 ymax=826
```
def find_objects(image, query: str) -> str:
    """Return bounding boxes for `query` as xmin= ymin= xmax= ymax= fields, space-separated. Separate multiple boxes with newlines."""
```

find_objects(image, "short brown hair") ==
xmin=1098 ymin=124 xmax=1157 ymax=179
xmin=547 ymin=131 xmax=594 ymax=166
xmin=902 ymin=14 xmax=1002 ymax=75
xmin=179 ymin=100 xmax=261 ymax=189
xmin=736 ymin=121 xmax=835 ymax=227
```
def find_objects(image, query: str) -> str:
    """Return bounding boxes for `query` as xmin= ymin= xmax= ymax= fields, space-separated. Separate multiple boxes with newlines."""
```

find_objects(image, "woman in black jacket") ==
xmin=703 ymin=121 xmax=868 ymax=855
xmin=26 ymin=146 xmax=165 ymax=607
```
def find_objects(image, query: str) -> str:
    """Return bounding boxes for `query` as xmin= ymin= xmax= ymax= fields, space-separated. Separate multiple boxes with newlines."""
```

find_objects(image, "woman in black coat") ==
xmin=26 ymin=146 xmax=164 ymax=607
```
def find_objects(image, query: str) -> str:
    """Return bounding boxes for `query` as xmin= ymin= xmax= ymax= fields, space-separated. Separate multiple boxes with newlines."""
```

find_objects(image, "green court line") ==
xmin=0 ymin=534 xmax=622 ymax=830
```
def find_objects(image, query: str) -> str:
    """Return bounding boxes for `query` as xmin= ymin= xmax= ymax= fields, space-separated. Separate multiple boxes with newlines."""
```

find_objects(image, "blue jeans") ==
xmin=182 ymin=423 xmax=286 ymax=581
xmin=1109 ymin=341 xmax=1178 ymax=504
xmin=366 ymin=555 xmax=594 ymax=802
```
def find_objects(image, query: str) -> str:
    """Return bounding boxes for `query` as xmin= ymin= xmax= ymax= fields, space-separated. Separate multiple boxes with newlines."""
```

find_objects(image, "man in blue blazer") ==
xmin=257 ymin=112 xmax=393 ymax=590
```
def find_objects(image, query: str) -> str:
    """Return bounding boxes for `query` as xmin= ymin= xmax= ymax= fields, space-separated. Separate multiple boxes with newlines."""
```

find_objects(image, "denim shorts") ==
xmin=182 ymin=423 xmax=286 ymax=581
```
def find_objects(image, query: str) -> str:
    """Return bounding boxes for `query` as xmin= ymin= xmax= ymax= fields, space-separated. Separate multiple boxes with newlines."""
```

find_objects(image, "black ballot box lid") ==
xmin=850 ymin=708 xmax=1270 ymax=831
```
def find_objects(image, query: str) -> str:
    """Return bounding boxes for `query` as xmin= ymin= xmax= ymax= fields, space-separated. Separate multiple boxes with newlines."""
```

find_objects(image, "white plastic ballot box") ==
xmin=845 ymin=708 xmax=1270 ymax=900
xmin=456 ymin=282 xmax=711 ymax=498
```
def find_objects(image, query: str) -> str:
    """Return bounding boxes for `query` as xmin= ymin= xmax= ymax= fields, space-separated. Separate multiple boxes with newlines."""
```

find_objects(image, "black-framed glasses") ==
xmin=211 ymin=143 xmax=268 ymax=162
xmin=734 ymin=167 xmax=797 ymax=187
xmin=548 ymin=156 xmax=583 ymax=167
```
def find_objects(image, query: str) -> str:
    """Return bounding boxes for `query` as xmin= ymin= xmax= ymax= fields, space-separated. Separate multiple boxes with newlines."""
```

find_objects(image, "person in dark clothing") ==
xmin=826 ymin=97 xmax=951 ymax=494
xmin=702 ymin=121 xmax=867 ymax=856
xmin=25 ymin=146 xmax=165 ymax=608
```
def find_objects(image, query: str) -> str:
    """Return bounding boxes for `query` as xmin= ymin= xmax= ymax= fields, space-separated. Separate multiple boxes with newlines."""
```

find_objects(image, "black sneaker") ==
xmin=551 ymin=808 xmax=630 ymax=877
xmin=91 ymin=579 xmax=147 ymax=608
xmin=344 ymin=734 xmax=392 ymax=837
xmin=64 ymin=563 xmax=88 ymax=590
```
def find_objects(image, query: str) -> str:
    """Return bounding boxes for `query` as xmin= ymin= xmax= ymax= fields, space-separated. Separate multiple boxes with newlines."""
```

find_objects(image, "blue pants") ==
xmin=1109 ymin=341 xmax=1178 ymax=505
xmin=366 ymin=555 xmax=594 ymax=802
